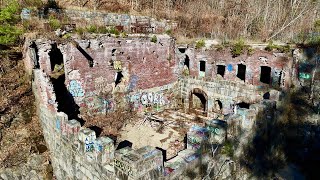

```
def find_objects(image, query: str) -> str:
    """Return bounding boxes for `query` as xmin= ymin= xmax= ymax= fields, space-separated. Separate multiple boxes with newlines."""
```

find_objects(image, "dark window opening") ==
xmin=112 ymin=49 xmax=117 ymax=56
xmin=29 ymin=42 xmax=40 ymax=69
xmin=237 ymin=64 xmax=246 ymax=81
xmin=263 ymin=92 xmax=270 ymax=99
xmin=200 ymin=61 xmax=206 ymax=72
xmin=260 ymin=66 xmax=271 ymax=84
xmin=178 ymin=48 xmax=186 ymax=53
xmin=184 ymin=55 xmax=190 ymax=68
xmin=115 ymin=72 xmax=123 ymax=87
xmin=217 ymin=65 xmax=226 ymax=77
xmin=237 ymin=102 xmax=250 ymax=109
xmin=49 ymin=43 xmax=63 ymax=71
xmin=216 ymin=100 xmax=223 ymax=109
xmin=278 ymin=71 xmax=282 ymax=87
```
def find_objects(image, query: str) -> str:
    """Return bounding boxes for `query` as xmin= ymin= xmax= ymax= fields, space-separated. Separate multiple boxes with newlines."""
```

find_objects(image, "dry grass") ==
xmin=0 ymin=52 xmax=49 ymax=169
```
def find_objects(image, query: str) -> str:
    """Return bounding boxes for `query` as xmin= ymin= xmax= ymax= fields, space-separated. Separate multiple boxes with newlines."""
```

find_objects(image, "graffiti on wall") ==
xmin=113 ymin=60 xmax=122 ymax=70
xmin=187 ymin=126 xmax=208 ymax=152
xmin=94 ymin=77 xmax=113 ymax=94
xmin=128 ymin=75 xmax=138 ymax=91
xmin=114 ymin=159 xmax=134 ymax=176
xmin=129 ymin=91 xmax=170 ymax=112
xmin=85 ymin=137 xmax=95 ymax=152
xmin=81 ymin=96 xmax=114 ymax=115
xmin=68 ymin=80 xmax=85 ymax=97
xmin=272 ymin=69 xmax=282 ymax=87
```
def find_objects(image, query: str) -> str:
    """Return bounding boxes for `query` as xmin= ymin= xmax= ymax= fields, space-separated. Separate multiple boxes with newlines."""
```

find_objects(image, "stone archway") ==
xmin=189 ymin=88 xmax=208 ymax=117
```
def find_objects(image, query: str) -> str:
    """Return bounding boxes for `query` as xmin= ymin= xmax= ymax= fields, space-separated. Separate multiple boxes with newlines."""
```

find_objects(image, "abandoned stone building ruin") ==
xmin=23 ymin=17 xmax=299 ymax=179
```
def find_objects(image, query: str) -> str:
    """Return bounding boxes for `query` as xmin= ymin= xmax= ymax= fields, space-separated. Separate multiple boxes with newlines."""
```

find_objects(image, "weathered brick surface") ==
xmin=26 ymin=35 xmax=299 ymax=179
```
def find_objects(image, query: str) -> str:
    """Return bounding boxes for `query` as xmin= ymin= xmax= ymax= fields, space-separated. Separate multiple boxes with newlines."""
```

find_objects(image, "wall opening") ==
xmin=50 ymin=75 xmax=84 ymax=125
xmin=237 ymin=64 xmax=246 ymax=81
xmin=29 ymin=42 xmax=39 ymax=69
xmin=237 ymin=102 xmax=250 ymax=109
xmin=199 ymin=61 xmax=206 ymax=77
xmin=278 ymin=71 xmax=283 ymax=87
xmin=112 ymin=49 xmax=117 ymax=56
xmin=178 ymin=48 xmax=186 ymax=53
xmin=213 ymin=100 xmax=223 ymax=113
xmin=217 ymin=65 xmax=226 ymax=77
xmin=115 ymin=71 xmax=123 ymax=87
xmin=189 ymin=88 xmax=208 ymax=117
xmin=200 ymin=61 xmax=206 ymax=72
xmin=48 ymin=43 xmax=63 ymax=71
xmin=263 ymin=92 xmax=270 ymax=99
xmin=184 ymin=55 xmax=190 ymax=68
xmin=260 ymin=66 xmax=271 ymax=84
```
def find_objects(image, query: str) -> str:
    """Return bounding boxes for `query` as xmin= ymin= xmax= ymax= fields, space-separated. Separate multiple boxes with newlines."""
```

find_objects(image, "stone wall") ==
xmin=28 ymin=35 xmax=177 ymax=115
xmin=26 ymin=33 xmax=290 ymax=179
xmin=177 ymin=47 xmax=294 ymax=90
xmin=179 ymin=77 xmax=280 ymax=116
xmin=31 ymin=68 xmax=276 ymax=180
xmin=64 ymin=9 xmax=177 ymax=33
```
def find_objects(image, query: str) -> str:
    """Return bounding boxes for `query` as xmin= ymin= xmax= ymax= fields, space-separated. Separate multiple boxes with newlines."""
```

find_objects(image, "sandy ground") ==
xmin=119 ymin=119 xmax=185 ymax=159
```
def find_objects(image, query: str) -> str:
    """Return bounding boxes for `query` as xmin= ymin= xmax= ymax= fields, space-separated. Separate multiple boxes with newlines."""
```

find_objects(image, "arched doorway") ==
xmin=189 ymin=88 xmax=208 ymax=117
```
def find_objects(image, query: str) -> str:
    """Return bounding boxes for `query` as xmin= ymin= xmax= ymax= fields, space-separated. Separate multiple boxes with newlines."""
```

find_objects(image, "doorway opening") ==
xmin=237 ymin=64 xmax=246 ymax=81
xmin=260 ymin=66 xmax=271 ymax=84
xmin=217 ymin=65 xmax=226 ymax=77
xmin=184 ymin=55 xmax=190 ymax=69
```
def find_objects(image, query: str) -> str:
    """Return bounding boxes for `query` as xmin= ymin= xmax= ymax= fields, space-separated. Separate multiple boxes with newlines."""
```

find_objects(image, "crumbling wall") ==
xmin=64 ymin=9 xmax=177 ymax=33
xmin=33 ymin=69 xmax=168 ymax=179
xmin=29 ymin=35 xmax=177 ymax=115
xmin=31 ymin=69 xmax=277 ymax=180
xmin=180 ymin=77 xmax=278 ymax=116
xmin=177 ymin=48 xmax=294 ymax=90
xmin=26 ymin=34 xmax=291 ymax=179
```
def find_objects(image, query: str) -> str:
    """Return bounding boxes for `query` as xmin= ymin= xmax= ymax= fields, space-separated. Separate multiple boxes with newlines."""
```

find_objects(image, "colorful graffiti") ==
xmin=206 ymin=120 xmax=227 ymax=144
xmin=69 ymin=80 xmax=85 ymax=97
xmin=227 ymin=64 xmax=233 ymax=71
xmin=128 ymin=75 xmax=138 ymax=91
xmin=129 ymin=91 xmax=169 ymax=112
xmin=187 ymin=126 xmax=208 ymax=152
xmin=82 ymin=96 xmax=114 ymax=115
xmin=140 ymin=92 xmax=166 ymax=105
xmin=113 ymin=60 xmax=122 ymax=70
xmin=85 ymin=137 xmax=95 ymax=152
xmin=114 ymin=159 xmax=134 ymax=176
xmin=299 ymin=73 xmax=311 ymax=79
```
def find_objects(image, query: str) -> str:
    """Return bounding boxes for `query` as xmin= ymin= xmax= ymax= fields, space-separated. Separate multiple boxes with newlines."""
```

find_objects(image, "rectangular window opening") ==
xmin=260 ymin=66 xmax=271 ymax=84
xmin=237 ymin=64 xmax=246 ymax=81
xmin=217 ymin=65 xmax=226 ymax=77
xmin=200 ymin=61 xmax=206 ymax=72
